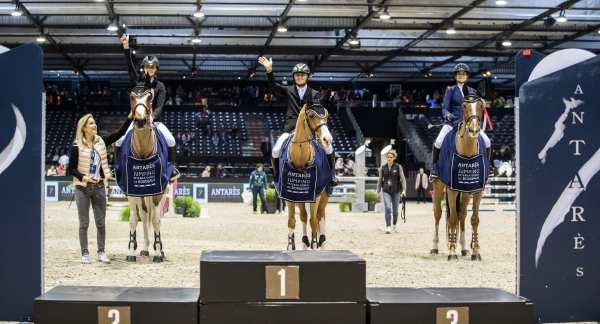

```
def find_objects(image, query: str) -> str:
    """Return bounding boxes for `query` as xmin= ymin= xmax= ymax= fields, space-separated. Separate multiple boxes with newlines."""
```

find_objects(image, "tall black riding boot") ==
xmin=269 ymin=157 xmax=279 ymax=189
xmin=486 ymin=147 xmax=492 ymax=163
xmin=327 ymin=152 xmax=340 ymax=187
xmin=430 ymin=147 xmax=441 ymax=178
xmin=169 ymin=146 xmax=180 ymax=181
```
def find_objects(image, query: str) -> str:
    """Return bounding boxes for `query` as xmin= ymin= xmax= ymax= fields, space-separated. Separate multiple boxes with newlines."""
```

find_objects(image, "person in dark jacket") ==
xmin=216 ymin=164 xmax=229 ymax=178
xmin=261 ymin=137 xmax=272 ymax=157
xmin=247 ymin=163 xmax=269 ymax=214
xmin=67 ymin=112 xmax=133 ymax=264
xmin=431 ymin=63 xmax=490 ymax=178
xmin=376 ymin=150 xmax=406 ymax=234
xmin=117 ymin=34 xmax=179 ymax=180
xmin=257 ymin=57 xmax=338 ymax=188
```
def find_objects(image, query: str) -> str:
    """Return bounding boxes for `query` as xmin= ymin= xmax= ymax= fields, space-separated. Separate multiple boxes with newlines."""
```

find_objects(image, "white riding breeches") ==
xmin=272 ymin=133 xmax=333 ymax=158
xmin=434 ymin=125 xmax=490 ymax=149
xmin=115 ymin=122 xmax=176 ymax=147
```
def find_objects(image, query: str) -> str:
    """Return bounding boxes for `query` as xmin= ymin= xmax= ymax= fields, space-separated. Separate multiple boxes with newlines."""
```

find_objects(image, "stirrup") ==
xmin=430 ymin=169 xmax=438 ymax=180
xmin=269 ymin=181 xmax=276 ymax=189
xmin=329 ymin=176 xmax=340 ymax=188
xmin=170 ymin=168 xmax=181 ymax=183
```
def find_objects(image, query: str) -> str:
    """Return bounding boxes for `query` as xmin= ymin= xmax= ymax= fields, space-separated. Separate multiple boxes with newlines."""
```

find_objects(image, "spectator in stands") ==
xmin=182 ymin=132 xmax=190 ymax=143
xmin=335 ymin=169 xmax=341 ymax=177
xmin=57 ymin=164 xmax=66 ymax=176
xmin=365 ymin=167 xmax=369 ymax=176
xmin=384 ymin=88 xmax=391 ymax=101
xmin=194 ymin=90 xmax=202 ymax=102
xmin=212 ymin=133 xmax=219 ymax=146
xmin=175 ymin=134 xmax=183 ymax=147
xmin=202 ymin=166 xmax=211 ymax=177
xmin=58 ymin=153 xmax=70 ymax=168
xmin=96 ymin=85 xmax=102 ymax=95
xmin=219 ymin=132 xmax=229 ymax=146
xmin=103 ymin=86 xmax=110 ymax=96
xmin=335 ymin=158 xmax=344 ymax=172
xmin=83 ymin=85 xmax=90 ymax=95
xmin=501 ymin=144 xmax=512 ymax=161
xmin=196 ymin=117 xmax=207 ymax=131
xmin=188 ymin=132 xmax=197 ymax=144
xmin=392 ymin=95 xmax=401 ymax=107
xmin=377 ymin=149 xmax=406 ymax=234
xmin=183 ymin=145 xmax=191 ymax=156
xmin=261 ymin=137 xmax=271 ymax=157
xmin=342 ymin=168 xmax=351 ymax=176
xmin=165 ymin=96 xmax=173 ymax=106
xmin=107 ymin=153 xmax=115 ymax=169
xmin=75 ymin=84 xmax=83 ymax=104
xmin=493 ymin=151 xmax=501 ymax=168
xmin=248 ymin=163 xmax=269 ymax=214
xmin=176 ymin=85 xmax=185 ymax=98
xmin=118 ymin=88 xmax=129 ymax=107
xmin=229 ymin=124 xmax=238 ymax=137
xmin=205 ymin=125 xmax=213 ymax=137
xmin=175 ymin=95 xmax=182 ymax=106
xmin=415 ymin=168 xmax=428 ymax=204
xmin=220 ymin=124 xmax=226 ymax=134
xmin=186 ymin=91 xmax=194 ymax=103
xmin=47 ymin=165 xmax=57 ymax=176
xmin=345 ymin=158 xmax=355 ymax=172
xmin=434 ymin=89 xmax=442 ymax=108
xmin=217 ymin=164 xmax=228 ymax=178
xmin=52 ymin=147 xmax=60 ymax=166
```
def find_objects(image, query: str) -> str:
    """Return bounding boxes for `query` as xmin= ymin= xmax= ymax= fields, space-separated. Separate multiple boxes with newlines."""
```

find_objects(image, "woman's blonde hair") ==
xmin=386 ymin=149 xmax=398 ymax=159
xmin=75 ymin=114 xmax=94 ymax=144
xmin=205 ymin=166 xmax=211 ymax=171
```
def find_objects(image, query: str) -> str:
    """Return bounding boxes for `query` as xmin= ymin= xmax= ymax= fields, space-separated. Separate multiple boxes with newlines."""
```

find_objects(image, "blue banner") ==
xmin=279 ymin=162 xmax=318 ymax=203
xmin=0 ymin=44 xmax=43 ymax=321
xmin=519 ymin=51 xmax=600 ymax=323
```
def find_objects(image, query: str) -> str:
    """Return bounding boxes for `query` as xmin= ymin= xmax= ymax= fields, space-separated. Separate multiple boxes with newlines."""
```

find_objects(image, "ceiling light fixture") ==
xmin=192 ymin=37 xmax=201 ymax=43
xmin=194 ymin=9 xmax=204 ymax=18
xmin=349 ymin=37 xmax=359 ymax=45
xmin=11 ymin=6 xmax=22 ymax=16
xmin=495 ymin=0 xmax=507 ymax=4
xmin=380 ymin=7 xmax=390 ymax=19
xmin=446 ymin=25 xmax=456 ymax=34
xmin=556 ymin=10 xmax=567 ymax=22
xmin=278 ymin=24 xmax=287 ymax=32
xmin=502 ymin=39 xmax=512 ymax=46
xmin=107 ymin=22 xmax=118 ymax=31
xmin=37 ymin=35 xmax=45 ymax=42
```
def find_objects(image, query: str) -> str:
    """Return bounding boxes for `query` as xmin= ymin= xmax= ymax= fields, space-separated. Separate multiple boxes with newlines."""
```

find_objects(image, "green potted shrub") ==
xmin=120 ymin=205 xmax=141 ymax=222
xmin=174 ymin=196 xmax=188 ymax=215
xmin=365 ymin=190 xmax=377 ymax=211
xmin=338 ymin=194 xmax=355 ymax=212
xmin=265 ymin=189 xmax=278 ymax=214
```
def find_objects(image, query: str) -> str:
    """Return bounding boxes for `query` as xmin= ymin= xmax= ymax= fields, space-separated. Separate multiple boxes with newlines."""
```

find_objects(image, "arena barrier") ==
xmin=105 ymin=184 xmax=177 ymax=218
xmin=34 ymin=250 xmax=534 ymax=324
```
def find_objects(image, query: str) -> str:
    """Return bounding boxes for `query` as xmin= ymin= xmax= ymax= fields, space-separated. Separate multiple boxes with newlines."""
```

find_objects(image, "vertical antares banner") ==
xmin=0 ymin=44 xmax=44 ymax=321
xmin=519 ymin=52 xmax=600 ymax=323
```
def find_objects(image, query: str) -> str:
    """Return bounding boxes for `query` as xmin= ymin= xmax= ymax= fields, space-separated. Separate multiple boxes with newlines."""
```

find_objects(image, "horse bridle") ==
xmin=130 ymin=87 xmax=162 ymax=157
xmin=289 ymin=105 xmax=329 ymax=171
xmin=458 ymin=94 xmax=482 ymax=138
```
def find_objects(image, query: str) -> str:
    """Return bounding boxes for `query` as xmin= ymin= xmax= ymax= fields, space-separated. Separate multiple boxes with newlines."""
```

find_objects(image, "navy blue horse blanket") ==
xmin=432 ymin=130 xmax=490 ymax=194
xmin=114 ymin=127 xmax=173 ymax=197
xmin=274 ymin=132 xmax=333 ymax=203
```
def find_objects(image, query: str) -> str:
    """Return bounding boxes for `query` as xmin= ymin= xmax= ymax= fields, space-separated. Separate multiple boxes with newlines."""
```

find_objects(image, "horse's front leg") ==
xmin=298 ymin=203 xmax=310 ymax=250
xmin=309 ymin=196 xmax=322 ymax=250
xmin=431 ymin=180 xmax=445 ymax=254
xmin=135 ymin=198 xmax=150 ymax=257
xmin=316 ymin=193 xmax=329 ymax=250
xmin=447 ymin=190 xmax=460 ymax=261
xmin=458 ymin=193 xmax=472 ymax=257
xmin=126 ymin=198 xmax=139 ymax=262
xmin=287 ymin=201 xmax=296 ymax=250
xmin=151 ymin=195 xmax=165 ymax=263
xmin=470 ymin=191 xmax=483 ymax=261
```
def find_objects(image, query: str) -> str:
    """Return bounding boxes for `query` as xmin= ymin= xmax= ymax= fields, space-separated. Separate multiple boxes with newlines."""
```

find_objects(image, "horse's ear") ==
xmin=144 ymin=73 xmax=151 ymax=88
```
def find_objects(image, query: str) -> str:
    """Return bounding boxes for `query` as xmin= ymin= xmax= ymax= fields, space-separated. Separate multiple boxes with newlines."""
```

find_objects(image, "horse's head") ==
xmin=130 ymin=77 xmax=153 ymax=128
xmin=304 ymin=104 xmax=332 ymax=148
xmin=461 ymin=93 xmax=484 ymax=139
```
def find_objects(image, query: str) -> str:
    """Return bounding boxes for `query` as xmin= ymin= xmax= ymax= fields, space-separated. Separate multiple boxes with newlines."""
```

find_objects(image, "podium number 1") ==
xmin=278 ymin=269 xmax=286 ymax=296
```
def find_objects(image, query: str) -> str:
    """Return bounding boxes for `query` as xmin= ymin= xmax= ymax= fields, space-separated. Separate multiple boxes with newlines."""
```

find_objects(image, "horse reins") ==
xmin=289 ymin=106 xmax=328 ymax=171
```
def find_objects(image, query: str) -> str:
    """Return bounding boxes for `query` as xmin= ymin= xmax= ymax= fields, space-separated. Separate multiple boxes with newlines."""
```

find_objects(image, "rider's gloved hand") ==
xmin=445 ymin=113 xmax=456 ymax=122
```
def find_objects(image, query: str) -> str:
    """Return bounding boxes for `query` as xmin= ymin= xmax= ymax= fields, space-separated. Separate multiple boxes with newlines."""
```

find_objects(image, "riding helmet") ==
xmin=292 ymin=63 xmax=310 ymax=76
xmin=142 ymin=55 xmax=160 ymax=69
xmin=453 ymin=63 xmax=470 ymax=76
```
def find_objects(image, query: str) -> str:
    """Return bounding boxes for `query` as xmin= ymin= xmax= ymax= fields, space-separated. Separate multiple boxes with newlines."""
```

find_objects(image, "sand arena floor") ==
xmin=43 ymin=200 xmax=517 ymax=293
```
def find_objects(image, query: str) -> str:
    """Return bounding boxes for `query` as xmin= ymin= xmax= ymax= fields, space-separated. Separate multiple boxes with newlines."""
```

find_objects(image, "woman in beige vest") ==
xmin=67 ymin=112 xmax=132 ymax=264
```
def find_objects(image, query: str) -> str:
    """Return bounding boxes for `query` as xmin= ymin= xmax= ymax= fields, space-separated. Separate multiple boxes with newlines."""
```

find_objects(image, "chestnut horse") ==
xmin=431 ymin=94 xmax=485 ymax=261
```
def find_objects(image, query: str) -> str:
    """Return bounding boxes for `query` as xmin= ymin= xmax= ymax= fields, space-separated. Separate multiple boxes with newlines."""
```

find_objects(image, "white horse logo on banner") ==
xmin=0 ymin=104 xmax=26 ymax=175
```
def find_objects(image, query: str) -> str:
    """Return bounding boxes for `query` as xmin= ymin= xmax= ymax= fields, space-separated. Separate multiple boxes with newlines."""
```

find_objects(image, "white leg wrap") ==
xmin=302 ymin=221 xmax=308 ymax=237
xmin=319 ymin=218 xmax=325 ymax=236
xmin=460 ymin=230 xmax=467 ymax=250
xmin=288 ymin=228 xmax=294 ymax=236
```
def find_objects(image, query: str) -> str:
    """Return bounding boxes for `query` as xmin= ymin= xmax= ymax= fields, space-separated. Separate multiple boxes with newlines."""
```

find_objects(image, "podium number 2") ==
xmin=278 ymin=269 xmax=286 ymax=296
xmin=447 ymin=310 xmax=458 ymax=324
xmin=108 ymin=309 xmax=120 ymax=324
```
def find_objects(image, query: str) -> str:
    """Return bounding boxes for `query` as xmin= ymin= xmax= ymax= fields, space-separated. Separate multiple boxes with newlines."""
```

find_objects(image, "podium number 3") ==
xmin=108 ymin=309 xmax=120 ymax=324
xmin=447 ymin=310 xmax=458 ymax=324
xmin=278 ymin=269 xmax=286 ymax=296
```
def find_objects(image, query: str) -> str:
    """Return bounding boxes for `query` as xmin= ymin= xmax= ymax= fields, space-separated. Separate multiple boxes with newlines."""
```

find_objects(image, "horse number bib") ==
xmin=279 ymin=161 xmax=319 ymax=203
xmin=125 ymin=154 xmax=164 ymax=197
xmin=450 ymin=153 xmax=486 ymax=193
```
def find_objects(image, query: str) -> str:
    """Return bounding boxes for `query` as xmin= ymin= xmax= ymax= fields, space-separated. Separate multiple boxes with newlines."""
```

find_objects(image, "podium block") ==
xmin=200 ymin=250 xmax=366 ymax=303
xmin=367 ymin=287 xmax=533 ymax=324
xmin=34 ymin=286 xmax=199 ymax=324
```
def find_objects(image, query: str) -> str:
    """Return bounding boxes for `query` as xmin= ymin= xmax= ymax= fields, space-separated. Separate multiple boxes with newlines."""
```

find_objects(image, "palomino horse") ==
xmin=285 ymin=104 xmax=333 ymax=250
xmin=124 ymin=78 xmax=168 ymax=263
xmin=431 ymin=94 xmax=485 ymax=261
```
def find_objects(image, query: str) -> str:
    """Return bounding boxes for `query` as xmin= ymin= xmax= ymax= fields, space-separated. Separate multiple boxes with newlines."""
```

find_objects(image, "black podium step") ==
xmin=367 ymin=287 xmax=533 ymax=324
xmin=200 ymin=302 xmax=366 ymax=324
xmin=34 ymin=286 xmax=199 ymax=324
xmin=200 ymin=250 xmax=366 ymax=303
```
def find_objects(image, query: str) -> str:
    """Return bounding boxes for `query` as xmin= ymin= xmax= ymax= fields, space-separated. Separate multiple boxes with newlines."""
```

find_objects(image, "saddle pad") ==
xmin=433 ymin=130 xmax=490 ymax=194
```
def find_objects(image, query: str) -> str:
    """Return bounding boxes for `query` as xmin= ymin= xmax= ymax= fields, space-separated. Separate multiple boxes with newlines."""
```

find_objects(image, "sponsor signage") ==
xmin=208 ymin=183 xmax=243 ymax=202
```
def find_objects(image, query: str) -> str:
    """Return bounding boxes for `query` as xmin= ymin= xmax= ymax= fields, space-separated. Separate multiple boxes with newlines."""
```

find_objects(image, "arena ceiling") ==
xmin=2 ymin=0 xmax=600 ymax=86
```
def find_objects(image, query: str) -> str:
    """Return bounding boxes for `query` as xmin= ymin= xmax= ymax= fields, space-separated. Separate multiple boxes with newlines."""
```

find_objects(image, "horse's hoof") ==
xmin=302 ymin=236 xmax=310 ymax=250
xmin=287 ymin=244 xmax=295 ymax=250
xmin=161 ymin=251 xmax=164 ymax=258
xmin=311 ymin=235 xmax=318 ymax=250
xmin=126 ymin=255 xmax=136 ymax=262
xmin=471 ymin=254 xmax=482 ymax=261
xmin=448 ymin=254 xmax=459 ymax=261
xmin=140 ymin=250 xmax=149 ymax=256
xmin=318 ymin=235 xmax=326 ymax=248
xmin=152 ymin=256 xmax=164 ymax=263
xmin=461 ymin=250 xmax=469 ymax=257
xmin=430 ymin=249 xmax=438 ymax=254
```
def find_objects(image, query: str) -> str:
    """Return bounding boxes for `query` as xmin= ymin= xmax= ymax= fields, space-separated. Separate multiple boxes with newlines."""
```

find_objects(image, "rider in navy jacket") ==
xmin=431 ymin=63 xmax=491 ymax=178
